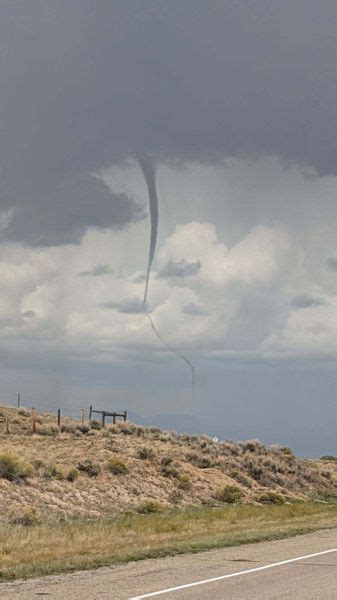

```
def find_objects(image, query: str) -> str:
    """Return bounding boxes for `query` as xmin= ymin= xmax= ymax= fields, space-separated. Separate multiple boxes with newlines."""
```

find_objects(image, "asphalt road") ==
xmin=1 ymin=529 xmax=337 ymax=599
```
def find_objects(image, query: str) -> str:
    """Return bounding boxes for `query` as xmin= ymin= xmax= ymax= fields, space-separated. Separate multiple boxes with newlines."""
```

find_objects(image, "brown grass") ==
xmin=1 ymin=503 xmax=337 ymax=581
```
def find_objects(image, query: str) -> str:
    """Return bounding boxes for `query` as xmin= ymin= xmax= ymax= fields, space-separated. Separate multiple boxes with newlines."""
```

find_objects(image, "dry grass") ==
xmin=0 ymin=404 xmax=336 ymax=525
xmin=1 ymin=503 xmax=337 ymax=581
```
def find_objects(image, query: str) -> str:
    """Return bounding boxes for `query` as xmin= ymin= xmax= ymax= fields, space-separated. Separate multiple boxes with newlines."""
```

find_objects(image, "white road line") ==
xmin=129 ymin=548 xmax=337 ymax=599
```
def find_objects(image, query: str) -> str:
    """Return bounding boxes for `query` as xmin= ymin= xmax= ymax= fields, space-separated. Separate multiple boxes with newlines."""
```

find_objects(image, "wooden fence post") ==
xmin=32 ymin=407 xmax=36 ymax=433
xmin=57 ymin=409 xmax=61 ymax=429
xmin=89 ymin=405 xmax=92 ymax=422
xmin=81 ymin=408 xmax=84 ymax=427
xmin=17 ymin=393 xmax=21 ymax=408
xmin=5 ymin=412 xmax=10 ymax=434
xmin=124 ymin=410 xmax=127 ymax=422
xmin=102 ymin=411 xmax=106 ymax=428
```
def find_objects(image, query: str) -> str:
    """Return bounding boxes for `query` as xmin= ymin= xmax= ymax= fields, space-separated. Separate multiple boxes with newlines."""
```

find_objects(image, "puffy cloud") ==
xmin=262 ymin=301 xmax=337 ymax=357
xmin=158 ymin=222 xmax=291 ymax=286
xmin=0 ymin=204 xmax=332 ymax=367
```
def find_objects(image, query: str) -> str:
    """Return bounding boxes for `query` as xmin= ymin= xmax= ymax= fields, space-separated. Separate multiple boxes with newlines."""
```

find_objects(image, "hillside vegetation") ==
xmin=0 ymin=404 xmax=336 ymax=525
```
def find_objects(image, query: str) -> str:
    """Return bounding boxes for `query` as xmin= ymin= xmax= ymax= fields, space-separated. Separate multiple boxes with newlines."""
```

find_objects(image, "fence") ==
xmin=89 ymin=405 xmax=127 ymax=427
xmin=0 ymin=394 xmax=128 ymax=433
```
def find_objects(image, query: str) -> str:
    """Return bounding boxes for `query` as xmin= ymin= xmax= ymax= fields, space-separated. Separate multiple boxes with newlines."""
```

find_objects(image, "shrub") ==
xmin=215 ymin=484 xmax=245 ymax=504
xmin=256 ymin=492 xmax=286 ymax=505
xmin=177 ymin=473 xmax=191 ymax=490
xmin=37 ymin=426 xmax=58 ymax=436
xmin=314 ymin=490 xmax=337 ymax=502
xmin=76 ymin=424 xmax=90 ymax=434
xmin=0 ymin=453 xmax=31 ymax=482
xmin=320 ymin=455 xmax=337 ymax=461
xmin=43 ymin=464 xmax=64 ymax=480
xmin=60 ymin=423 xmax=76 ymax=434
xmin=118 ymin=422 xmax=137 ymax=436
xmin=279 ymin=446 xmax=294 ymax=459
xmin=160 ymin=458 xmax=179 ymax=478
xmin=18 ymin=408 xmax=30 ymax=417
xmin=77 ymin=459 xmax=101 ymax=477
xmin=136 ymin=446 xmax=154 ymax=460
xmin=186 ymin=452 xmax=215 ymax=469
xmin=243 ymin=456 xmax=264 ymax=481
xmin=66 ymin=468 xmax=79 ymax=482
xmin=9 ymin=505 xmax=38 ymax=526
xmin=90 ymin=419 xmax=101 ymax=430
xmin=136 ymin=500 xmax=164 ymax=514
xmin=241 ymin=439 xmax=265 ymax=453
xmin=229 ymin=469 xmax=253 ymax=488
xmin=107 ymin=458 xmax=128 ymax=475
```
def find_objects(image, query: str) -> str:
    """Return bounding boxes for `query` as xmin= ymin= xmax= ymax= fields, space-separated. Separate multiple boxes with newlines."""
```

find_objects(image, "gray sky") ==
xmin=1 ymin=1 xmax=337 ymax=455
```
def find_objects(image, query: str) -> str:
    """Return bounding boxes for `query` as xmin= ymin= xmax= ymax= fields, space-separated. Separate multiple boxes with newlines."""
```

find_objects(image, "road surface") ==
xmin=1 ymin=529 xmax=337 ymax=599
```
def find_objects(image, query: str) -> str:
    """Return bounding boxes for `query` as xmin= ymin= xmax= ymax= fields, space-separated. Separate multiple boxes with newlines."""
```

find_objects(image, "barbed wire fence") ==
xmin=0 ymin=393 xmax=128 ymax=432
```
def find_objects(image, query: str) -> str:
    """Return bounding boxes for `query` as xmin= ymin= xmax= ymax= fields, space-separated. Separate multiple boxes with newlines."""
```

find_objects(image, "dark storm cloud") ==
xmin=158 ymin=260 xmax=201 ymax=278
xmin=1 ymin=1 xmax=337 ymax=245
xmin=3 ymin=177 xmax=143 ymax=246
xmin=291 ymin=293 xmax=324 ymax=308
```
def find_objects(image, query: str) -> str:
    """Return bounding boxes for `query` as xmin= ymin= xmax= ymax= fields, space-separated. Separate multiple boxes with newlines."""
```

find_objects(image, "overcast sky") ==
xmin=1 ymin=1 xmax=337 ymax=455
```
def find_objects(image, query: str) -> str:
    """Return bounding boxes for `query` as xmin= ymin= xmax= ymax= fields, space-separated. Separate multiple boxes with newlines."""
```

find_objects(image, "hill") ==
xmin=0 ymin=404 xmax=336 ymax=525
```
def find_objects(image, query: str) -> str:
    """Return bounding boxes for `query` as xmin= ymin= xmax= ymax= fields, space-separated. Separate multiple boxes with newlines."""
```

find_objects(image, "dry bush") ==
xmin=186 ymin=452 xmax=216 ymax=469
xmin=9 ymin=505 xmax=38 ymax=526
xmin=215 ymin=485 xmax=245 ymax=504
xmin=256 ymin=491 xmax=286 ymax=505
xmin=278 ymin=446 xmax=295 ymax=459
xmin=161 ymin=455 xmax=173 ymax=467
xmin=240 ymin=439 xmax=266 ymax=454
xmin=77 ymin=459 xmax=101 ymax=477
xmin=136 ymin=446 xmax=154 ymax=460
xmin=136 ymin=500 xmax=164 ymax=514
xmin=176 ymin=473 xmax=191 ymax=490
xmin=76 ymin=424 xmax=90 ymax=434
xmin=66 ymin=468 xmax=79 ymax=482
xmin=17 ymin=408 xmax=30 ymax=417
xmin=37 ymin=426 xmax=59 ymax=436
xmin=161 ymin=464 xmax=180 ymax=479
xmin=116 ymin=421 xmax=137 ymax=436
xmin=106 ymin=458 xmax=128 ymax=475
xmin=43 ymin=464 xmax=64 ymax=480
xmin=321 ymin=455 xmax=337 ymax=461
xmin=0 ymin=453 xmax=31 ymax=482
xmin=60 ymin=423 xmax=76 ymax=434
xmin=229 ymin=469 xmax=252 ymax=488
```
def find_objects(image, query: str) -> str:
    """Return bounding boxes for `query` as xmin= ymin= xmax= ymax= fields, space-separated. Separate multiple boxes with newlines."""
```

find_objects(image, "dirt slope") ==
xmin=0 ymin=404 xmax=336 ymax=523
